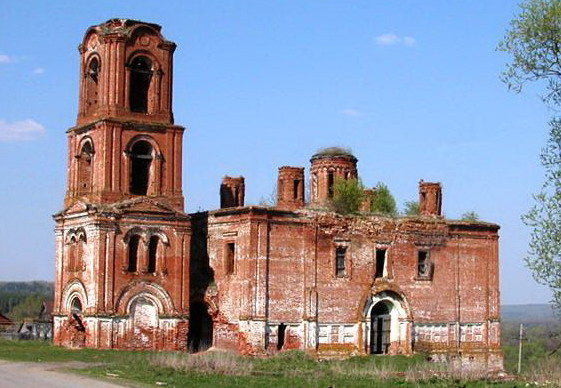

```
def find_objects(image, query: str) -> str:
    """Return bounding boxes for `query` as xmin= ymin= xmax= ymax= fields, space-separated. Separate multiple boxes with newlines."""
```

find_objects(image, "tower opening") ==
xmin=77 ymin=141 xmax=93 ymax=194
xmin=130 ymin=141 xmax=153 ymax=195
xmin=130 ymin=56 xmax=153 ymax=113
xmin=85 ymin=58 xmax=99 ymax=114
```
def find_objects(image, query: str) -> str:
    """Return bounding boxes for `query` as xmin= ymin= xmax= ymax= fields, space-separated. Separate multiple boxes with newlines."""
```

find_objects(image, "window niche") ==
xmin=148 ymin=235 xmax=159 ymax=274
xmin=225 ymin=242 xmax=236 ymax=275
xmin=128 ymin=235 xmax=141 ymax=273
xmin=335 ymin=246 xmax=347 ymax=277
xmin=417 ymin=250 xmax=434 ymax=280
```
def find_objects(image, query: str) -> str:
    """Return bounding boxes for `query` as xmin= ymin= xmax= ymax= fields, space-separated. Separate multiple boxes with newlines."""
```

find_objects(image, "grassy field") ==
xmin=0 ymin=339 xmax=547 ymax=388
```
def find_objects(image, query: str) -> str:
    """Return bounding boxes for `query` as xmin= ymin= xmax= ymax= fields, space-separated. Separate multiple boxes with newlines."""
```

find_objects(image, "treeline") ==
xmin=502 ymin=321 xmax=561 ymax=373
xmin=0 ymin=281 xmax=54 ymax=322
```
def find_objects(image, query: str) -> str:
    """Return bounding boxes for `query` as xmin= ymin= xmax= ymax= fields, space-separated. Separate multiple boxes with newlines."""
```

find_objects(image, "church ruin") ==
xmin=53 ymin=19 xmax=502 ymax=371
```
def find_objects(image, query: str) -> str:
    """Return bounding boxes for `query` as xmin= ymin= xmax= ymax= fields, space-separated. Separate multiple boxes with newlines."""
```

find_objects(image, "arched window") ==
xmin=148 ymin=236 xmax=159 ymax=274
xmin=77 ymin=141 xmax=93 ymax=194
xmin=328 ymin=171 xmax=335 ymax=198
xmin=130 ymin=141 xmax=153 ymax=195
xmin=85 ymin=58 xmax=99 ymax=114
xmin=70 ymin=296 xmax=83 ymax=313
xmin=129 ymin=56 xmax=152 ymax=113
xmin=128 ymin=235 xmax=140 ymax=272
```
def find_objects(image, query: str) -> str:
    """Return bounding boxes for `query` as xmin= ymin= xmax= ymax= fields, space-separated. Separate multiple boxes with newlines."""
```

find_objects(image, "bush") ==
xmin=371 ymin=182 xmax=397 ymax=216
xmin=332 ymin=178 xmax=365 ymax=215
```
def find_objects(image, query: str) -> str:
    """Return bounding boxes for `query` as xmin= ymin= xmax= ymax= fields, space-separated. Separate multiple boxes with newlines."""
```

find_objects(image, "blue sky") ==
xmin=0 ymin=1 xmax=553 ymax=304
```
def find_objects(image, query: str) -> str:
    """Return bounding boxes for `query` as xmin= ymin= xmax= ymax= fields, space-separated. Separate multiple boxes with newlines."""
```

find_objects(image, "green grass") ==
xmin=0 ymin=340 xmax=535 ymax=388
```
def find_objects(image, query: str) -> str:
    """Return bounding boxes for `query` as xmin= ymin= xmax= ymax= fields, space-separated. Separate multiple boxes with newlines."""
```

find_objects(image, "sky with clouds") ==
xmin=0 ymin=1 xmax=553 ymax=305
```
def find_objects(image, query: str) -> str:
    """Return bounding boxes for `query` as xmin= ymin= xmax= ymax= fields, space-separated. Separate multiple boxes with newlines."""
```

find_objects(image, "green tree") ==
xmin=498 ymin=0 xmax=561 ymax=105
xmin=460 ymin=211 xmax=480 ymax=222
xmin=403 ymin=200 xmax=420 ymax=216
xmin=7 ymin=294 xmax=44 ymax=322
xmin=371 ymin=182 xmax=397 ymax=216
xmin=500 ymin=0 xmax=561 ymax=309
xmin=332 ymin=177 xmax=365 ymax=215
xmin=523 ymin=118 xmax=561 ymax=310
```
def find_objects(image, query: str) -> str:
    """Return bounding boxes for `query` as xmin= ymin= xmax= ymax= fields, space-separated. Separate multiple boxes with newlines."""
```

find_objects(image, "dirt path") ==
xmin=0 ymin=360 xmax=140 ymax=388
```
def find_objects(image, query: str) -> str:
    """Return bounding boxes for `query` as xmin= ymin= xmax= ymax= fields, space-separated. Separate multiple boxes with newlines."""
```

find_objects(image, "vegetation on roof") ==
xmin=314 ymin=146 xmax=354 ymax=157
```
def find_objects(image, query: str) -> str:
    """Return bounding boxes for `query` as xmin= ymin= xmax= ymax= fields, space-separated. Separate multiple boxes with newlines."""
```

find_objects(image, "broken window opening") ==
xmin=128 ymin=235 xmax=140 ymax=272
xmin=225 ymin=242 xmax=235 ymax=275
xmin=277 ymin=323 xmax=287 ymax=350
xmin=148 ymin=236 xmax=159 ymax=274
xmin=336 ymin=246 xmax=347 ymax=277
xmin=293 ymin=179 xmax=300 ymax=200
xmin=328 ymin=171 xmax=335 ymax=198
xmin=129 ymin=56 xmax=152 ymax=113
xmin=375 ymin=249 xmax=386 ymax=279
xmin=130 ymin=141 xmax=153 ymax=195
xmin=417 ymin=250 xmax=430 ymax=278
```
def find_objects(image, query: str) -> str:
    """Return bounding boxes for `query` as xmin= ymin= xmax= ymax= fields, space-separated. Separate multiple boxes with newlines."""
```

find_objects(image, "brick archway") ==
xmin=363 ymin=291 xmax=412 ymax=355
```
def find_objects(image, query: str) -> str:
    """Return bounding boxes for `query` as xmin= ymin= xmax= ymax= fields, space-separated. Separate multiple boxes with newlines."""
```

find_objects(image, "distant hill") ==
xmin=501 ymin=304 xmax=558 ymax=324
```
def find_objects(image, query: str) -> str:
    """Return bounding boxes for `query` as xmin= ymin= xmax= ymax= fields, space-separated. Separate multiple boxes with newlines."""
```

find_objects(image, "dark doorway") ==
xmin=187 ymin=302 xmax=213 ymax=353
xmin=370 ymin=302 xmax=391 ymax=354
xmin=277 ymin=323 xmax=287 ymax=350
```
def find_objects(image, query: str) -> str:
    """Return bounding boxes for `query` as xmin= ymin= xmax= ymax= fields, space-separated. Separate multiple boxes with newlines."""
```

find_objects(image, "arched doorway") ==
xmin=187 ymin=302 xmax=213 ymax=353
xmin=370 ymin=301 xmax=391 ymax=354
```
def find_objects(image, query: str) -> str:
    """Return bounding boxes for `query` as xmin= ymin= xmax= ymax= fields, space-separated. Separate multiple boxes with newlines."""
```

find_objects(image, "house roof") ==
xmin=0 ymin=313 xmax=13 ymax=325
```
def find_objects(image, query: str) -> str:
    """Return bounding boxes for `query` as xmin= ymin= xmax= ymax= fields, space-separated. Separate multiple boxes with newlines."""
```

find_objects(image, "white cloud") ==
xmin=33 ymin=67 xmax=45 ymax=75
xmin=339 ymin=108 xmax=361 ymax=117
xmin=0 ymin=54 xmax=15 ymax=64
xmin=375 ymin=33 xmax=416 ymax=47
xmin=0 ymin=119 xmax=45 ymax=141
xmin=403 ymin=36 xmax=416 ymax=46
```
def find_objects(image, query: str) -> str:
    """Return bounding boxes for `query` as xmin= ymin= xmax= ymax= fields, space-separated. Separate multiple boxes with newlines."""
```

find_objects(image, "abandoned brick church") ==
xmin=52 ymin=19 xmax=502 ymax=370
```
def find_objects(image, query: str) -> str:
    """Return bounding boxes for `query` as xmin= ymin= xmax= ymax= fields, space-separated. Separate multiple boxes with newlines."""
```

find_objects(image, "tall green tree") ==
xmin=371 ymin=182 xmax=397 ymax=216
xmin=500 ymin=0 xmax=561 ymax=309
xmin=523 ymin=118 xmax=561 ymax=310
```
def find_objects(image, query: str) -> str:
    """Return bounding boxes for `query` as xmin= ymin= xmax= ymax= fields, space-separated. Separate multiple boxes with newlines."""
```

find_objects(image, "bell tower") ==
xmin=65 ymin=18 xmax=184 ymax=209
xmin=54 ymin=19 xmax=190 ymax=351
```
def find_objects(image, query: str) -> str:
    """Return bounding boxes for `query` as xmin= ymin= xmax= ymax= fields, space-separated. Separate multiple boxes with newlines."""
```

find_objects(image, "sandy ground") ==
xmin=0 ymin=360 xmax=141 ymax=388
